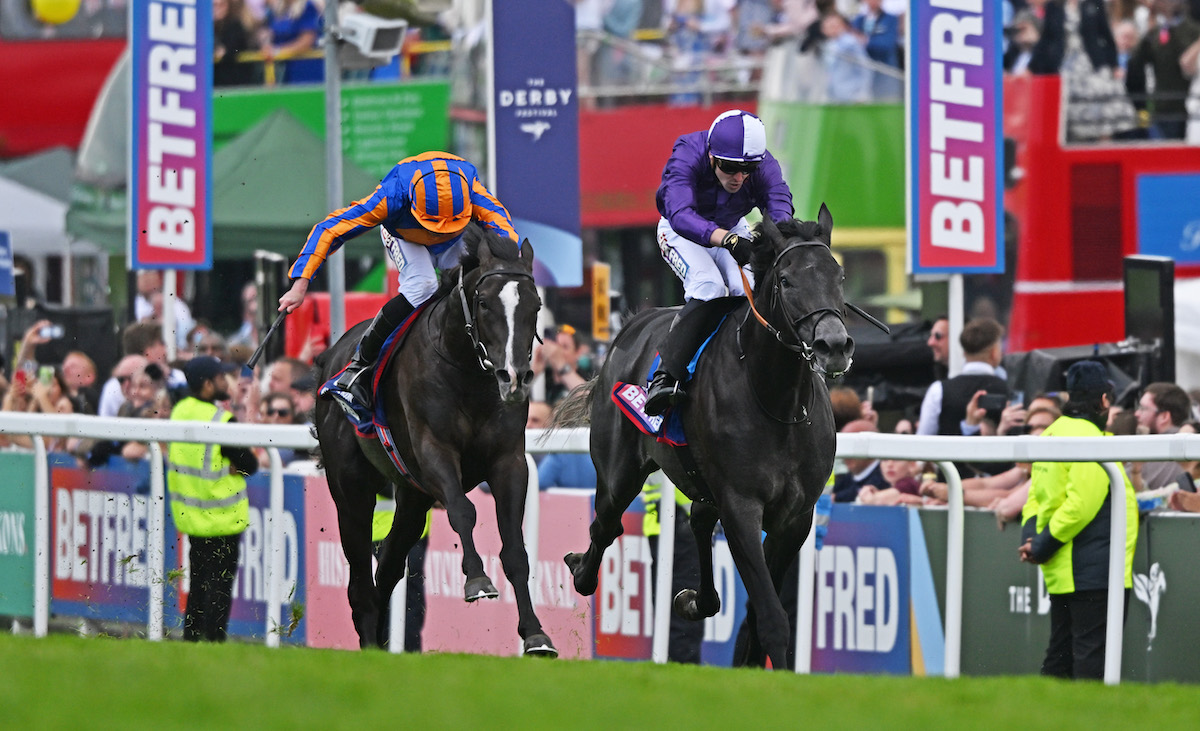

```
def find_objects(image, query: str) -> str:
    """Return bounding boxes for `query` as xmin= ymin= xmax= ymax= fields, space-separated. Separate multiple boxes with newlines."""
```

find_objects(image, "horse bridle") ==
xmin=737 ymin=240 xmax=845 ymax=363
xmin=457 ymin=267 xmax=536 ymax=372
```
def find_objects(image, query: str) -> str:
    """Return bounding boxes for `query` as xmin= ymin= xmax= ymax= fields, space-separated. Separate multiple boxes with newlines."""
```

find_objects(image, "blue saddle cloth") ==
xmin=611 ymin=306 xmax=735 ymax=446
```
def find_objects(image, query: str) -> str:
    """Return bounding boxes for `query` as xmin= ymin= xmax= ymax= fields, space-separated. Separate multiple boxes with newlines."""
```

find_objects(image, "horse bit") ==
xmin=457 ymin=267 xmax=536 ymax=372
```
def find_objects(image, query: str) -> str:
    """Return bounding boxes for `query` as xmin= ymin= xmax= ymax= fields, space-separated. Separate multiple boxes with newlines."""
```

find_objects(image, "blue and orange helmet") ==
xmin=410 ymin=166 xmax=474 ymax=234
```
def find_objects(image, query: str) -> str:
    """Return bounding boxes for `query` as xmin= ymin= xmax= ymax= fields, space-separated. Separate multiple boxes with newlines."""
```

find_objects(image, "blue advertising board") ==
xmin=490 ymin=0 xmax=583 ymax=287
xmin=1136 ymin=172 xmax=1200 ymax=264
xmin=0 ymin=231 xmax=14 ymax=299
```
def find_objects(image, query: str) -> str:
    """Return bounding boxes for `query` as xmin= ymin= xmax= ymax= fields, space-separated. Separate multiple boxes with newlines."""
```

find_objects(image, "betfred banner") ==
xmin=129 ymin=1 xmax=213 ymax=269
xmin=811 ymin=505 xmax=912 ymax=673
xmin=908 ymin=0 xmax=1004 ymax=273
xmin=51 ymin=461 xmax=161 ymax=623
xmin=490 ymin=0 xmax=583 ymax=287
xmin=592 ymin=498 xmax=748 ymax=664
xmin=423 ymin=489 xmax=593 ymax=658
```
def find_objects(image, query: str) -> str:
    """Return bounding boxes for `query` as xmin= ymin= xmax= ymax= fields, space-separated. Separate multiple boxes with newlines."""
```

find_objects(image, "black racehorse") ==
xmin=313 ymin=225 xmax=557 ymax=656
xmin=556 ymin=205 xmax=853 ymax=669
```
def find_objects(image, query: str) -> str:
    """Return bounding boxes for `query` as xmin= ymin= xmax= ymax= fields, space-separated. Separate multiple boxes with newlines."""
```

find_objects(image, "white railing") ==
xmin=7 ymin=412 xmax=1195 ymax=684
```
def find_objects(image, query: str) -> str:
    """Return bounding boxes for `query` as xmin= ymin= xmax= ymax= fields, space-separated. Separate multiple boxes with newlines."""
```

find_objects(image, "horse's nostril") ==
xmin=844 ymin=337 xmax=855 ymax=356
xmin=520 ymin=370 xmax=534 ymax=387
xmin=497 ymin=370 xmax=512 ymax=384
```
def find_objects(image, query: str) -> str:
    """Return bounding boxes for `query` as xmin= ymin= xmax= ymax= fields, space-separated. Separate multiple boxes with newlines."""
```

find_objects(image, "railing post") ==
xmin=651 ymin=473 xmax=676 ymax=665
xmin=938 ymin=460 xmax=964 ymax=679
xmin=265 ymin=448 xmax=284 ymax=648
xmin=1101 ymin=462 xmax=1127 ymax=686
xmin=795 ymin=516 xmax=817 ymax=674
xmin=148 ymin=442 xmax=166 ymax=641
xmin=33 ymin=436 xmax=48 ymax=639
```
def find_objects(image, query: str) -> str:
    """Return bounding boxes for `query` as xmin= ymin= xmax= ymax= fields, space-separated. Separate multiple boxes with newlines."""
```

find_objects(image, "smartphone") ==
xmin=37 ymin=365 xmax=54 ymax=386
xmin=865 ymin=385 xmax=875 ymax=405
xmin=978 ymin=393 xmax=1008 ymax=411
xmin=1010 ymin=390 xmax=1025 ymax=408
xmin=38 ymin=324 xmax=64 ymax=340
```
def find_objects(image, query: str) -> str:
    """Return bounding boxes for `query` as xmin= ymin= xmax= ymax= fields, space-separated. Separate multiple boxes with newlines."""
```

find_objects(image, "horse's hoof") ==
xmin=673 ymin=589 xmax=700 ymax=620
xmin=464 ymin=576 xmax=499 ymax=602
xmin=564 ymin=552 xmax=597 ymax=596
xmin=523 ymin=633 xmax=558 ymax=658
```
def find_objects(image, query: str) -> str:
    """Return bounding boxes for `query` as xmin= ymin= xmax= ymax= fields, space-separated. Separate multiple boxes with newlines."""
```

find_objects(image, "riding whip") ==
xmin=245 ymin=310 xmax=289 ymax=373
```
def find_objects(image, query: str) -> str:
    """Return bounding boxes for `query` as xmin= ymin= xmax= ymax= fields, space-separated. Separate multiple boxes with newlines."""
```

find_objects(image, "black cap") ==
xmin=290 ymin=373 xmax=317 ymax=392
xmin=1065 ymin=360 xmax=1112 ymax=397
xmin=184 ymin=356 xmax=239 ymax=392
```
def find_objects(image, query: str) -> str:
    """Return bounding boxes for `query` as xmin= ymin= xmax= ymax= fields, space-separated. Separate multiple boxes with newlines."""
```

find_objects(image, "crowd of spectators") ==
xmin=0 ymin=277 xmax=319 ymax=471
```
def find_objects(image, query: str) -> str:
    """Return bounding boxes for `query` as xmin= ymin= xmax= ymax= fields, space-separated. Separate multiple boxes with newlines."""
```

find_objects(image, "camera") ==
xmin=978 ymin=393 xmax=1009 ymax=412
xmin=38 ymin=324 xmax=64 ymax=340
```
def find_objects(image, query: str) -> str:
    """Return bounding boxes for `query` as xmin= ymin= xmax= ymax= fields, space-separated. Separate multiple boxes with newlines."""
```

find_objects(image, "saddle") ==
xmin=611 ymin=297 xmax=743 ymax=446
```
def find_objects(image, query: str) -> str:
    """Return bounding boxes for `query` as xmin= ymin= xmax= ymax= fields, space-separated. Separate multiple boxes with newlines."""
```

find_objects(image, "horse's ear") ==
xmin=817 ymin=203 xmax=833 ymax=243
xmin=519 ymin=238 xmax=534 ymax=268
xmin=760 ymin=216 xmax=782 ymax=248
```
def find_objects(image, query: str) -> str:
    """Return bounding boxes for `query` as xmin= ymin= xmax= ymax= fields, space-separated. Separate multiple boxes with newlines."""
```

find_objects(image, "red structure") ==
xmin=1005 ymin=75 xmax=1200 ymax=352
xmin=0 ymin=39 xmax=124 ymax=157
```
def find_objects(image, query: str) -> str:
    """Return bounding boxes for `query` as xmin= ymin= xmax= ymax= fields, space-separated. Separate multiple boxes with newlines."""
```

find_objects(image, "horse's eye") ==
xmin=780 ymin=276 xmax=790 ymax=288
xmin=478 ymin=301 xmax=490 ymax=311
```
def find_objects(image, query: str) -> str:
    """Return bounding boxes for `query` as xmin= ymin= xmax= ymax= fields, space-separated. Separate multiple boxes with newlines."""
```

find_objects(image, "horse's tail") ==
xmin=548 ymin=378 xmax=596 ymax=429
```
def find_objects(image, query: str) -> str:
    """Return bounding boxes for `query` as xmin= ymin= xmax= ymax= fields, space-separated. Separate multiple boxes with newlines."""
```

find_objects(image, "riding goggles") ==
xmin=715 ymin=158 xmax=760 ymax=175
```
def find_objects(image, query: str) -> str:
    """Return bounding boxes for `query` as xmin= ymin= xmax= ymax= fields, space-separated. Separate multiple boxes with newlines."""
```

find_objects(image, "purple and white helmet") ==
xmin=707 ymin=110 xmax=767 ymax=163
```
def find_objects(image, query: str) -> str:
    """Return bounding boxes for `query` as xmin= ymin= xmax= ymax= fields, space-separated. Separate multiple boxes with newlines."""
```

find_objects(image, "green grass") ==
xmin=0 ymin=633 xmax=1197 ymax=729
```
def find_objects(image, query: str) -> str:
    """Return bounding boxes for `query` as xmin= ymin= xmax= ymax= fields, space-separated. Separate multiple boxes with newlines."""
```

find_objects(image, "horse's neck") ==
xmin=424 ymin=287 xmax=476 ymax=367
xmin=740 ymin=305 xmax=814 ymax=404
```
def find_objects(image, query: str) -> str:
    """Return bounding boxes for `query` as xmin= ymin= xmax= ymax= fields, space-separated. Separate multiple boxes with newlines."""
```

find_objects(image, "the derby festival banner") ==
xmin=907 ymin=0 xmax=1004 ymax=274
xmin=129 ymin=0 xmax=213 ymax=269
xmin=490 ymin=0 xmax=583 ymax=287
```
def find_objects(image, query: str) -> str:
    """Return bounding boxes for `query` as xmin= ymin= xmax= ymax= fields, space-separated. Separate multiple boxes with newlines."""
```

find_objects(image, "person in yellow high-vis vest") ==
xmin=1020 ymin=360 xmax=1138 ymax=680
xmin=169 ymin=357 xmax=259 ymax=642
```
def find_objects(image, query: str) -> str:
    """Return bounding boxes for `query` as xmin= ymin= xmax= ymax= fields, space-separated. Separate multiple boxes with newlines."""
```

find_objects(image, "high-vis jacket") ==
xmin=290 ymin=152 xmax=518 ymax=281
xmin=642 ymin=472 xmax=692 ymax=537
xmin=1022 ymin=415 xmax=1138 ymax=595
xmin=168 ymin=398 xmax=249 ymax=537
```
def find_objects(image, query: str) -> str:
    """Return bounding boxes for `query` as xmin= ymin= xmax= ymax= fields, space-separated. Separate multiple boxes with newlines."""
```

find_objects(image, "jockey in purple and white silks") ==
xmin=645 ymin=109 xmax=795 ymax=416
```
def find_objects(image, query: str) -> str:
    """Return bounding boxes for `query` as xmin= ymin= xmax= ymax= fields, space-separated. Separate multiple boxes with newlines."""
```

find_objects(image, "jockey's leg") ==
xmin=334 ymin=294 xmax=415 ymax=409
xmin=646 ymin=218 xmax=728 ymax=416
xmin=330 ymin=230 xmax=439 ymax=409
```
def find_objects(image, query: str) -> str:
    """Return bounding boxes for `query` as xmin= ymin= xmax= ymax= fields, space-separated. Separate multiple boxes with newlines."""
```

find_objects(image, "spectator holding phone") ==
xmin=916 ymin=317 xmax=1009 ymax=438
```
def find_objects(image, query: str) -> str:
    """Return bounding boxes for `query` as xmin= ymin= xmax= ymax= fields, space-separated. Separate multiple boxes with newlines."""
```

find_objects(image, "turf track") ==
xmin=1 ymin=633 xmax=1196 ymax=729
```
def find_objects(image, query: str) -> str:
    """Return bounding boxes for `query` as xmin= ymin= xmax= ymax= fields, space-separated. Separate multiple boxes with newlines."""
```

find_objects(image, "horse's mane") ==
xmin=431 ymin=223 xmax=524 ymax=300
xmin=749 ymin=218 xmax=827 ymax=299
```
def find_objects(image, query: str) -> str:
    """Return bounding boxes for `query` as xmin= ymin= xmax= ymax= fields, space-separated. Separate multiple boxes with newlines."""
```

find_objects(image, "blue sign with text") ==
xmin=0 ymin=231 xmax=14 ymax=298
xmin=1137 ymin=173 xmax=1200 ymax=264
xmin=491 ymin=0 xmax=583 ymax=287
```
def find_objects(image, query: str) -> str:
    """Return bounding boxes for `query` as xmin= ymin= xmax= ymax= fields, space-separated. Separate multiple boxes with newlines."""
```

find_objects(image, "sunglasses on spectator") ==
xmin=715 ymin=158 xmax=759 ymax=175
xmin=931 ymin=332 xmax=945 ymax=341
xmin=266 ymin=408 xmax=292 ymax=417
xmin=117 ymin=375 xmax=132 ymax=385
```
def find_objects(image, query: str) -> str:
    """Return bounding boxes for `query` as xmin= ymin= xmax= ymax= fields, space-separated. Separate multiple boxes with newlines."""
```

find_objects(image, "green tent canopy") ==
xmin=67 ymin=108 xmax=383 ymax=261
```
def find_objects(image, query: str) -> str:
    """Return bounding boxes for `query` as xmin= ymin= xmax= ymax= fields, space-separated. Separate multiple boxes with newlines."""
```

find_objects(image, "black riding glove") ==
xmin=721 ymin=231 xmax=753 ymax=267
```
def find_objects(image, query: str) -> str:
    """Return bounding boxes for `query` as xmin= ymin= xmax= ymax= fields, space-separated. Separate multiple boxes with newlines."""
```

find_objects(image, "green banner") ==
xmin=918 ymin=508 xmax=1199 ymax=682
xmin=212 ymin=79 xmax=451 ymax=181
xmin=0 ymin=452 xmax=36 ymax=616
xmin=756 ymin=101 xmax=905 ymax=229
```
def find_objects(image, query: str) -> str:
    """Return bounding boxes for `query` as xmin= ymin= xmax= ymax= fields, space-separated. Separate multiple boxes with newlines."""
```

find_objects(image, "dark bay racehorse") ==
xmin=313 ymin=226 xmax=556 ymax=656
xmin=556 ymin=205 xmax=853 ymax=669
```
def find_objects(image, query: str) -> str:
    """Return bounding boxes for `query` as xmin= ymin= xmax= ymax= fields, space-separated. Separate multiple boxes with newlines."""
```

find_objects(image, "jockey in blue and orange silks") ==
xmin=278 ymin=151 xmax=519 ymax=411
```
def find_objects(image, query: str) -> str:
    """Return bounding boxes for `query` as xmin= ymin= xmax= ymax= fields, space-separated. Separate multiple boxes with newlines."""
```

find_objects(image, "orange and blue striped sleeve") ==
xmin=468 ymin=177 xmax=519 ymax=242
xmin=289 ymin=184 xmax=390 ymax=280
